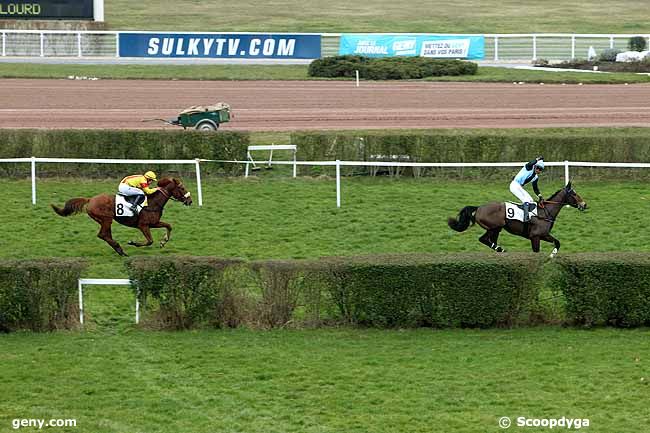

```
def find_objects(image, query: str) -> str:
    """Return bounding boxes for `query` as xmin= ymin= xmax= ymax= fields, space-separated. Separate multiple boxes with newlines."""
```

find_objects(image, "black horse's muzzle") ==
xmin=578 ymin=202 xmax=587 ymax=211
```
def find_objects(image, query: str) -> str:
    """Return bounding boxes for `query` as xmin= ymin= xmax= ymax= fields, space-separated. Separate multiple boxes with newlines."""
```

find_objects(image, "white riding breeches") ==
xmin=509 ymin=180 xmax=534 ymax=204
xmin=119 ymin=184 xmax=145 ymax=197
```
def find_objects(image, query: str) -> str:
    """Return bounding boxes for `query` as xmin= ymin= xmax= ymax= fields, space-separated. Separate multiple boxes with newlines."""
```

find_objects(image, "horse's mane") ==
xmin=156 ymin=177 xmax=177 ymax=189
xmin=548 ymin=183 xmax=572 ymax=200
xmin=548 ymin=188 xmax=564 ymax=200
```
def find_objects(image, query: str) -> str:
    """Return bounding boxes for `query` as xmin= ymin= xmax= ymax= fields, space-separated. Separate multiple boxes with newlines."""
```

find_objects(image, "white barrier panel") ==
xmin=1 ymin=30 xmax=648 ymax=62
xmin=78 ymin=278 xmax=137 ymax=325
xmin=245 ymin=145 xmax=297 ymax=178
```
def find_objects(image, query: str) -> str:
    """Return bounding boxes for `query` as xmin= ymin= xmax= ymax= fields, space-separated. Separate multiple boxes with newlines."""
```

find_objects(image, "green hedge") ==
xmin=0 ymin=129 xmax=249 ymax=177
xmin=321 ymin=254 xmax=542 ymax=327
xmin=308 ymin=55 xmax=477 ymax=79
xmin=555 ymin=253 xmax=650 ymax=327
xmin=127 ymin=254 xmax=543 ymax=329
xmin=0 ymin=259 xmax=85 ymax=331
xmin=126 ymin=256 xmax=245 ymax=329
xmin=290 ymin=128 xmax=650 ymax=179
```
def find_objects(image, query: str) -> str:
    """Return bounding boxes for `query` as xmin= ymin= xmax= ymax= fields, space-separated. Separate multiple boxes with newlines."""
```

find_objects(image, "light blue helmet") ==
xmin=535 ymin=160 xmax=545 ymax=171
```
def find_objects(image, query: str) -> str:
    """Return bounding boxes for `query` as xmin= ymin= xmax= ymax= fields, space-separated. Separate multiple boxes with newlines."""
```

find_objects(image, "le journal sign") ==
xmin=0 ymin=0 xmax=93 ymax=19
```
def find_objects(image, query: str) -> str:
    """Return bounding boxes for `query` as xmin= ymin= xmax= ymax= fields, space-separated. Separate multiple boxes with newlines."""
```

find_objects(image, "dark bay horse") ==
xmin=51 ymin=178 xmax=192 ymax=256
xmin=448 ymin=182 xmax=587 ymax=257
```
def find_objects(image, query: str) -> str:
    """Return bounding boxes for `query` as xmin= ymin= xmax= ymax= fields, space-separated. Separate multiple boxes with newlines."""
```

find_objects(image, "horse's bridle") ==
xmin=158 ymin=183 xmax=190 ymax=202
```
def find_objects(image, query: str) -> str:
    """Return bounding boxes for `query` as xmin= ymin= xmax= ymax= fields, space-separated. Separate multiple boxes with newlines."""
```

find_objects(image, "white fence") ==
xmin=0 ymin=157 xmax=205 ymax=206
xmin=78 ymin=278 xmax=137 ymax=325
xmin=2 ymin=30 xmax=649 ymax=61
xmin=4 ymin=156 xmax=648 ymax=208
xmin=213 ymin=159 xmax=650 ymax=207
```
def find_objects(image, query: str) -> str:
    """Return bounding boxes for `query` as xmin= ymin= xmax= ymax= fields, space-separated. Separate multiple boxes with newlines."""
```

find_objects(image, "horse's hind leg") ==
xmin=541 ymin=233 xmax=561 ymax=258
xmin=479 ymin=228 xmax=506 ymax=253
xmin=96 ymin=220 xmax=127 ymax=256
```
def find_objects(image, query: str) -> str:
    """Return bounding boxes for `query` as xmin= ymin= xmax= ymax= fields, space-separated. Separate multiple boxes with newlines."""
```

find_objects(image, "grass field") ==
xmin=1 ymin=63 xmax=648 ymax=84
xmin=1 ymin=327 xmax=649 ymax=433
xmin=104 ymin=0 xmax=649 ymax=34
xmin=1 ymin=175 xmax=647 ymax=276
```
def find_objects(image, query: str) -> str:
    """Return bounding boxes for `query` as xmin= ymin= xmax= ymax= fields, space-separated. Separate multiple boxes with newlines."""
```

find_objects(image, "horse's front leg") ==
xmin=150 ymin=221 xmax=172 ymax=248
xmin=128 ymin=225 xmax=154 ymax=247
xmin=530 ymin=236 xmax=541 ymax=253
xmin=541 ymin=233 xmax=561 ymax=258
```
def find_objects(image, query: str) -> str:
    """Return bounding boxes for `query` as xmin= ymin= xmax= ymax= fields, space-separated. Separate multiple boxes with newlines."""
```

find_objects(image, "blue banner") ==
xmin=119 ymin=33 xmax=321 ymax=59
xmin=339 ymin=34 xmax=484 ymax=60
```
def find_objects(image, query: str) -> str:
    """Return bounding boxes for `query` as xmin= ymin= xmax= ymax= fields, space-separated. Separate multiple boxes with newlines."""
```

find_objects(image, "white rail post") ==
xmin=2 ymin=32 xmax=5 ymax=57
xmin=336 ymin=159 xmax=341 ymax=208
xmin=293 ymin=149 xmax=297 ymax=178
xmin=564 ymin=160 xmax=570 ymax=185
xmin=571 ymin=36 xmax=575 ymax=59
xmin=77 ymin=32 xmax=82 ymax=57
xmin=40 ymin=32 xmax=44 ymax=57
xmin=78 ymin=280 xmax=84 ymax=325
xmin=31 ymin=156 xmax=36 ymax=205
xmin=355 ymin=69 xmax=359 ymax=87
xmin=115 ymin=32 xmax=120 ymax=57
xmin=610 ymin=36 xmax=614 ymax=49
xmin=195 ymin=158 xmax=203 ymax=207
xmin=532 ymin=35 xmax=537 ymax=60
xmin=494 ymin=36 xmax=499 ymax=61
xmin=135 ymin=294 xmax=140 ymax=324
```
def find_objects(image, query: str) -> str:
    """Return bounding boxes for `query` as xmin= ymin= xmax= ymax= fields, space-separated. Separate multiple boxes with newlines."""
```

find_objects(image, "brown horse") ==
xmin=448 ymin=182 xmax=587 ymax=257
xmin=51 ymin=177 xmax=192 ymax=256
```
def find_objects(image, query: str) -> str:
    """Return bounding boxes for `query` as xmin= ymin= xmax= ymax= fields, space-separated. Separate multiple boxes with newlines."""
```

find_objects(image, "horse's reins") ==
xmin=536 ymin=199 xmax=564 ymax=223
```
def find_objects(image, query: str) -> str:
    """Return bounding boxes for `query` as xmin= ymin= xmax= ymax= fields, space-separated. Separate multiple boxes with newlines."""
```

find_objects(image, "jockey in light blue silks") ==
xmin=510 ymin=156 xmax=545 ymax=222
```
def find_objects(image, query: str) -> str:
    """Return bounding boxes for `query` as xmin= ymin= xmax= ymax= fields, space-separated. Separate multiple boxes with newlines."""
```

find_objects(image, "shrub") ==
xmin=290 ymin=129 xmax=650 ymax=180
xmin=628 ymin=36 xmax=647 ymax=52
xmin=309 ymin=56 xmax=477 ymax=79
xmin=555 ymin=254 xmax=650 ymax=327
xmin=320 ymin=253 xmax=543 ymax=328
xmin=0 ymin=129 xmax=249 ymax=178
xmin=127 ymin=256 xmax=246 ymax=329
xmin=598 ymin=48 xmax=622 ymax=62
xmin=0 ymin=259 xmax=85 ymax=331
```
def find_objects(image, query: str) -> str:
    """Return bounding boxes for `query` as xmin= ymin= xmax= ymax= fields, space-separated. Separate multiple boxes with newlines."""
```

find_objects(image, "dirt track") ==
xmin=2 ymin=79 xmax=650 ymax=130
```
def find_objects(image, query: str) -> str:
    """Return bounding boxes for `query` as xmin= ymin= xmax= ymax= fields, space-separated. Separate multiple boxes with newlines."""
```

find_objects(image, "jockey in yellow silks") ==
xmin=118 ymin=171 xmax=158 ymax=212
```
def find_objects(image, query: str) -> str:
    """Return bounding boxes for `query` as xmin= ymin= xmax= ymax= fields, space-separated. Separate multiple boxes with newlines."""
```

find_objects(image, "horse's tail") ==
xmin=51 ymin=198 xmax=90 ymax=217
xmin=448 ymin=206 xmax=478 ymax=232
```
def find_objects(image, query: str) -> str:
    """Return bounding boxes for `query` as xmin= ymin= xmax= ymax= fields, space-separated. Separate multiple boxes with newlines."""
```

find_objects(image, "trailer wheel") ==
xmin=195 ymin=121 xmax=218 ymax=131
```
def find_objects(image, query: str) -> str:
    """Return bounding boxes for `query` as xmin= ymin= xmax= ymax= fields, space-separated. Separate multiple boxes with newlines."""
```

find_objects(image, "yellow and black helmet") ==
xmin=144 ymin=171 xmax=158 ymax=181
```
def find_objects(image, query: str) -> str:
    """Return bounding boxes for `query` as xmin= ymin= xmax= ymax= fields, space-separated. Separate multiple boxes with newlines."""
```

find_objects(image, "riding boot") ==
xmin=523 ymin=202 xmax=530 ymax=222
xmin=131 ymin=195 xmax=145 ymax=213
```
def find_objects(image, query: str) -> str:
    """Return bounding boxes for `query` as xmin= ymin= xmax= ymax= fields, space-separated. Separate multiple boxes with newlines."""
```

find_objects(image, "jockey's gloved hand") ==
xmin=536 ymin=156 xmax=544 ymax=161
xmin=537 ymin=194 xmax=544 ymax=201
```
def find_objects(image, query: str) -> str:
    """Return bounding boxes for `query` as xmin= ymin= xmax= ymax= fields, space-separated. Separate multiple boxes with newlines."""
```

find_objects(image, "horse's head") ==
xmin=563 ymin=182 xmax=587 ymax=211
xmin=158 ymin=178 xmax=193 ymax=206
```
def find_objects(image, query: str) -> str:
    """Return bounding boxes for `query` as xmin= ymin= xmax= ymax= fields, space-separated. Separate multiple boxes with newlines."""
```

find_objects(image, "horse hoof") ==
xmin=128 ymin=240 xmax=136 ymax=246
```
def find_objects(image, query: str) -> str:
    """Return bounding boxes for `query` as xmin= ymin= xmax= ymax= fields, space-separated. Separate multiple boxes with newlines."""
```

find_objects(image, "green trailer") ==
xmin=173 ymin=102 xmax=231 ymax=130
xmin=146 ymin=102 xmax=231 ymax=131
